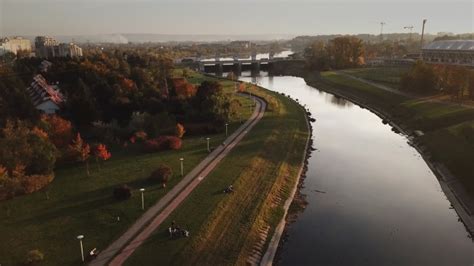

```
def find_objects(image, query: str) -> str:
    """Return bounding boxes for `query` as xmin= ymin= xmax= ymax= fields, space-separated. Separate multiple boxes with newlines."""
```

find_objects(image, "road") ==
xmin=90 ymin=94 xmax=266 ymax=266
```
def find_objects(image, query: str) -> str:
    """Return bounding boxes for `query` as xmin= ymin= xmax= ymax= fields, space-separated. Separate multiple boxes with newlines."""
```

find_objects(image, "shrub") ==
xmin=149 ymin=165 xmax=173 ymax=187
xmin=167 ymin=136 xmax=182 ymax=150
xmin=143 ymin=136 xmax=182 ymax=152
xmin=113 ymin=184 xmax=132 ymax=200
xmin=20 ymin=174 xmax=54 ymax=194
xmin=26 ymin=249 xmax=44 ymax=264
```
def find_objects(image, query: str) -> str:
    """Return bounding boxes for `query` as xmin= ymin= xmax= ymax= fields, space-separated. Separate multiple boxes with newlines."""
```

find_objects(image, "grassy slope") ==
xmin=307 ymin=71 xmax=474 ymax=196
xmin=0 ymin=74 xmax=253 ymax=266
xmin=126 ymin=80 xmax=309 ymax=265
xmin=342 ymin=66 xmax=410 ymax=89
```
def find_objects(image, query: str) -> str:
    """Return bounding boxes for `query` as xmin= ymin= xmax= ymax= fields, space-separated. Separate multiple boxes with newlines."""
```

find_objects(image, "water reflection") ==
xmin=327 ymin=94 xmax=353 ymax=108
xmin=237 ymin=74 xmax=474 ymax=266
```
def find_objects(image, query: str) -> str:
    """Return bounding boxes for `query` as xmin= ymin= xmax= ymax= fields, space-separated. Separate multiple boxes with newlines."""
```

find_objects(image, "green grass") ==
xmin=307 ymin=70 xmax=474 ymax=196
xmin=0 ymin=72 xmax=254 ymax=266
xmin=126 ymin=79 xmax=309 ymax=265
xmin=342 ymin=66 xmax=410 ymax=89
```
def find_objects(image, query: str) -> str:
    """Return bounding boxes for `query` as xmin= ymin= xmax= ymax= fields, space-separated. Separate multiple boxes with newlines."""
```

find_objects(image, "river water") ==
xmin=238 ymin=72 xmax=473 ymax=266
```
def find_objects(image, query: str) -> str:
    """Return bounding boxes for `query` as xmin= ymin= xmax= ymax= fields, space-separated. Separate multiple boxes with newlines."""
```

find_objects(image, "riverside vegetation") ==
xmin=126 ymin=74 xmax=309 ymax=265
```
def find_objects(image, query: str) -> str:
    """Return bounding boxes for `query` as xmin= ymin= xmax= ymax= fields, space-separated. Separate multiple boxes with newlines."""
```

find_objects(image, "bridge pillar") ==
xmin=216 ymin=62 xmax=223 ymax=75
xmin=198 ymin=62 xmax=205 ymax=72
xmin=251 ymin=51 xmax=257 ymax=61
xmin=269 ymin=51 xmax=275 ymax=60
xmin=268 ymin=61 xmax=274 ymax=76
xmin=251 ymin=61 xmax=260 ymax=74
xmin=233 ymin=62 xmax=242 ymax=75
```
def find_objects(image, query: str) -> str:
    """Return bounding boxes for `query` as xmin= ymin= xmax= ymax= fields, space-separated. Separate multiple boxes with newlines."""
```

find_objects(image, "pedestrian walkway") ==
xmin=90 ymin=94 xmax=266 ymax=266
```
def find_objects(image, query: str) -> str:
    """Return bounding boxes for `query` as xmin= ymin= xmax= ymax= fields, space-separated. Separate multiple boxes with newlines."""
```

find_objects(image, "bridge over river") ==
xmin=198 ymin=52 xmax=288 ymax=74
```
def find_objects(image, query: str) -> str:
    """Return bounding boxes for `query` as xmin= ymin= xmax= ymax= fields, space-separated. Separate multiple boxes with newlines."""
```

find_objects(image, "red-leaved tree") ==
xmin=94 ymin=143 xmax=111 ymax=170
xmin=69 ymin=133 xmax=91 ymax=176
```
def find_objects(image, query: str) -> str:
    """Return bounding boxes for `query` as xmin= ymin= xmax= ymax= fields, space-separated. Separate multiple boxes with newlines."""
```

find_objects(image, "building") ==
xmin=35 ymin=36 xmax=83 ymax=58
xmin=422 ymin=40 xmax=474 ymax=67
xmin=26 ymin=74 xmax=65 ymax=114
xmin=229 ymin=41 xmax=251 ymax=49
xmin=0 ymin=37 xmax=32 ymax=55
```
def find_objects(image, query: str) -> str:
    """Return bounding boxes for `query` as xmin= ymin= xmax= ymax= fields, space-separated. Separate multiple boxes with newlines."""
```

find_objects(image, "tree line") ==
xmin=0 ymin=49 xmax=240 ymax=200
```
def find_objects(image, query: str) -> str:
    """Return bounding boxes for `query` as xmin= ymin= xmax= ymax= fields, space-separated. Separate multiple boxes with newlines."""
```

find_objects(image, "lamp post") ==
xmin=139 ymin=188 xmax=145 ymax=210
xmin=225 ymin=123 xmax=229 ymax=137
xmin=206 ymin=137 xmax=210 ymax=152
xmin=77 ymin=235 xmax=84 ymax=263
xmin=180 ymin=158 xmax=184 ymax=176
xmin=420 ymin=19 xmax=427 ymax=59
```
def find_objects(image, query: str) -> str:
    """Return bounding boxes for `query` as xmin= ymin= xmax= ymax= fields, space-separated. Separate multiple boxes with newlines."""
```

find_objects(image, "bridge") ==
xmin=198 ymin=52 xmax=285 ymax=74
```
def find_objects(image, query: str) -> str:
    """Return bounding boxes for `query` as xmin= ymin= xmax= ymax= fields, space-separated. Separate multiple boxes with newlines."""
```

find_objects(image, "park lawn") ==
xmin=342 ymin=66 xmax=410 ymax=89
xmin=0 ymin=74 xmax=253 ymax=266
xmin=307 ymin=70 xmax=474 ymax=196
xmin=321 ymin=71 xmax=404 ymax=101
xmin=126 ymin=80 xmax=309 ymax=265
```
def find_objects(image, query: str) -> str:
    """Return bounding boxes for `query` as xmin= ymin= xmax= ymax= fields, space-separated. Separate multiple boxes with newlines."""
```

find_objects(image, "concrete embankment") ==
xmin=260 ymin=94 xmax=313 ymax=266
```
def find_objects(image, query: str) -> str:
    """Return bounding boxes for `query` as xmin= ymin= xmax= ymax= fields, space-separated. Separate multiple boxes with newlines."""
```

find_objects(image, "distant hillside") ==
xmin=20 ymin=34 xmax=295 ymax=44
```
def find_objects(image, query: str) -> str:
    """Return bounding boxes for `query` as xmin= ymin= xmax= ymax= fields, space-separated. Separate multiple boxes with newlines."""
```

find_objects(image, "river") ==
xmin=238 ymin=72 xmax=473 ymax=265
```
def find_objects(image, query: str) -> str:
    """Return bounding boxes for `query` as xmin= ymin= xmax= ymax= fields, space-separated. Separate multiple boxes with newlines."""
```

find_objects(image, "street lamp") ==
xmin=77 ymin=235 xmax=84 ymax=263
xmin=206 ymin=137 xmax=210 ymax=152
xmin=139 ymin=188 xmax=145 ymax=210
xmin=179 ymin=158 xmax=184 ymax=176
xmin=225 ymin=123 xmax=229 ymax=137
xmin=420 ymin=19 xmax=428 ymax=59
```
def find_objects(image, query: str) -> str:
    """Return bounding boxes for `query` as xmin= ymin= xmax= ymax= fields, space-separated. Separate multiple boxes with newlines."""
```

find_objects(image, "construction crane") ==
xmin=404 ymin=26 xmax=414 ymax=40
xmin=380 ymin=22 xmax=386 ymax=42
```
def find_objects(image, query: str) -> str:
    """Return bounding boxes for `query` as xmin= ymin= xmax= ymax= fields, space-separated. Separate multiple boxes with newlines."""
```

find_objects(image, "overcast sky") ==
xmin=1 ymin=0 xmax=472 ymax=36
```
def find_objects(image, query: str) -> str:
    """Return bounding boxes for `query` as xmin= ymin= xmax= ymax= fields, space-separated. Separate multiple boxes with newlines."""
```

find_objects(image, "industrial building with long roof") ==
xmin=422 ymin=40 xmax=474 ymax=66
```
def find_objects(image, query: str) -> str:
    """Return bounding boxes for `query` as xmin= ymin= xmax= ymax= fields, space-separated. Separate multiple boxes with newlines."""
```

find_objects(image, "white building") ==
xmin=422 ymin=40 xmax=474 ymax=67
xmin=0 ymin=37 xmax=32 ymax=55
xmin=35 ymin=36 xmax=83 ymax=58
xmin=27 ymin=74 xmax=65 ymax=114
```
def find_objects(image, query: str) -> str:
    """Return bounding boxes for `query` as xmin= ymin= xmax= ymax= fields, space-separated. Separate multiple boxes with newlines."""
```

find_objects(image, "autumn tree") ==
xmin=305 ymin=37 xmax=364 ymax=70
xmin=69 ymin=133 xmax=91 ymax=176
xmin=400 ymin=61 xmax=437 ymax=94
xmin=149 ymin=165 xmax=173 ymax=188
xmin=229 ymin=99 xmax=242 ymax=121
xmin=40 ymin=114 xmax=73 ymax=150
xmin=0 ymin=120 xmax=57 ymax=176
xmin=468 ymin=71 xmax=474 ymax=100
xmin=176 ymin=123 xmax=185 ymax=138
xmin=94 ymin=144 xmax=111 ymax=170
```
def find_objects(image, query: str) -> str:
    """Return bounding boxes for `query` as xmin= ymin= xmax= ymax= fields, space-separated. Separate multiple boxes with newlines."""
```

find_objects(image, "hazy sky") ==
xmin=1 ymin=0 xmax=472 ymax=36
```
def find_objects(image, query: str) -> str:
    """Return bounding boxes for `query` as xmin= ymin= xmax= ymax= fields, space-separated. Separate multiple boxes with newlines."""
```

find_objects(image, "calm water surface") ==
xmin=239 ymin=73 xmax=474 ymax=266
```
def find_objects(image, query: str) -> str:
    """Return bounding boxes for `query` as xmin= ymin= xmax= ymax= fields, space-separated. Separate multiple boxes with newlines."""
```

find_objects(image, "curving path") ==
xmin=90 ymin=94 xmax=266 ymax=266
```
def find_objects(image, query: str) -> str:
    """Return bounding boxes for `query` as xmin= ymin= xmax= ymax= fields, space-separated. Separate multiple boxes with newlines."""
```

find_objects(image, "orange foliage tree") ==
xmin=94 ymin=144 xmax=111 ymax=170
xmin=40 ymin=114 xmax=73 ymax=150
xmin=176 ymin=123 xmax=185 ymax=138
xmin=238 ymin=83 xmax=246 ymax=92
xmin=69 ymin=133 xmax=91 ymax=176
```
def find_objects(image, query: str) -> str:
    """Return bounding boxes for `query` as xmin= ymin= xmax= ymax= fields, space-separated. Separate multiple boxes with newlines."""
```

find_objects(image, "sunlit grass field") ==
xmin=126 ymin=80 xmax=309 ymax=265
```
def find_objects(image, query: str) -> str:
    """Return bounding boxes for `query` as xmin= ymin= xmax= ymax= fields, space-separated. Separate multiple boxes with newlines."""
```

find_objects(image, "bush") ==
xmin=149 ymin=165 xmax=173 ymax=187
xmin=26 ymin=249 xmax=44 ymax=264
xmin=21 ymin=174 xmax=54 ymax=194
xmin=143 ymin=136 xmax=182 ymax=153
xmin=113 ymin=184 xmax=132 ymax=200
xmin=167 ymin=136 xmax=182 ymax=150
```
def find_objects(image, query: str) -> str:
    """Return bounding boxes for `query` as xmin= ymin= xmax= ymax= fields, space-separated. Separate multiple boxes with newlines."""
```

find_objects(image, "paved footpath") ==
xmin=90 ymin=94 xmax=266 ymax=266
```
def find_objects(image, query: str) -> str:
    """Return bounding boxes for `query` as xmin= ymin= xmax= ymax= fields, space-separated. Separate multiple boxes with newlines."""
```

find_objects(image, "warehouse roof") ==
xmin=423 ymin=40 xmax=474 ymax=51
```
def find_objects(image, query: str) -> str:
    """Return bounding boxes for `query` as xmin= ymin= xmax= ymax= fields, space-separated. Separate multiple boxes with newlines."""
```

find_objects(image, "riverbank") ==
xmin=302 ymin=70 xmax=474 ymax=236
xmin=124 ymin=73 xmax=310 ymax=265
